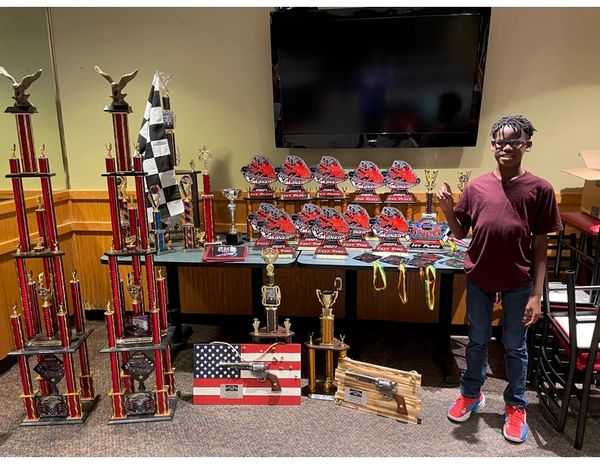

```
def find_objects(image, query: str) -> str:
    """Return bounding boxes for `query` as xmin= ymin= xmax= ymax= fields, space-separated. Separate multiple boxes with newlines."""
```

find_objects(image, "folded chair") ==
xmin=533 ymin=269 xmax=600 ymax=450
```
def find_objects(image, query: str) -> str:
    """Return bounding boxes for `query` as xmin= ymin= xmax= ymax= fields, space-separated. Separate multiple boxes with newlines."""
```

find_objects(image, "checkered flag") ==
xmin=137 ymin=72 xmax=183 ymax=225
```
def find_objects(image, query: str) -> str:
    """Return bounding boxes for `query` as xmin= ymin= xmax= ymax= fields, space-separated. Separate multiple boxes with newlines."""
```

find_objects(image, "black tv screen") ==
xmin=271 ymin=7 xmax=491 ymax=148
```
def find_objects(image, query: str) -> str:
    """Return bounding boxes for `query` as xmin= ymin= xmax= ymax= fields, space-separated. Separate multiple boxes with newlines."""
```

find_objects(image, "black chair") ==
xmin=533 ymin=269 xmax=600 ymax=450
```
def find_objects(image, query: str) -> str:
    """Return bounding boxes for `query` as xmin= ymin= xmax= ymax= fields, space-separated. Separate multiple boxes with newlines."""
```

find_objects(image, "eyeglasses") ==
xmin=492 ymin=139 xmax=529 ymax=149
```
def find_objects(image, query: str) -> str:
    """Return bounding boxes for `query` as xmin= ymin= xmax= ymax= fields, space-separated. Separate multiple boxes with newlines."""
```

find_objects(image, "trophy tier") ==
xmin=305 ymin=337 xmax=350 ymax=352
xmin=103 ymin=104 xmax=133 ymax=113
xmin=5 ymin=105 xmax=37 ymax=114
xmin=250 ymin=326 xmax=294 ymax=343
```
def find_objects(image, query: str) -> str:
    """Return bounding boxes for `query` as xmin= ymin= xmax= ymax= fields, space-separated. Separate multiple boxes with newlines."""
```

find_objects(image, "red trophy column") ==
xmin=10 ymin=307 xmax=39 ymax=421
xmin=70 ymin=272 xmax=95 ymax=400
xmin=105 ymin=304 xmax=126 ymax=420
xmin=198 ymin=146 xmax=216 ymax=244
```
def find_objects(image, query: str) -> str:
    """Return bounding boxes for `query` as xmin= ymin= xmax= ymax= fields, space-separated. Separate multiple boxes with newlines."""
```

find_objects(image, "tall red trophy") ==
xmin=95 ymin=66 xmax=177 ymax=423
xmin=2 ymin=66 xmax=98 ymax=425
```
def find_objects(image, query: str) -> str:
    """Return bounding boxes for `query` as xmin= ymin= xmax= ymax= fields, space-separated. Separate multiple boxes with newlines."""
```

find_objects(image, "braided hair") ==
xmin=490 ymin=115 xmax=536 ymax=139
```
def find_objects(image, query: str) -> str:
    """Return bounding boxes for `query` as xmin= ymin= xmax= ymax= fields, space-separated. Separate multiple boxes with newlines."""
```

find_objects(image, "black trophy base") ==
xmin=103 ymin=104 xmax=133 ymax=113
xmin=107 ymin=394 xmax=178 ymax=425
xmin=302 ymin=381 xmax=337 ymax=400
xmin=19 ymin=394 xmax=100 ymax=427
xmin=225 ymin=232 xmax=241 ymax=245
xmin=5 ymin=105 xmax=37 ymax=114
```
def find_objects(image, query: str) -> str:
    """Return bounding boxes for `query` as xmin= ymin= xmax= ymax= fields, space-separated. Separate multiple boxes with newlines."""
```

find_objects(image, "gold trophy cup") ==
xmin=222 ymin=188 xmax=242 ymax=245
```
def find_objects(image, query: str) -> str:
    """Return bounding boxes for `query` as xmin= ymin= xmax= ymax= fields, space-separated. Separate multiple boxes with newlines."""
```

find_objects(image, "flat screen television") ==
xmin=271 ymin=7 xmax=491 ymax=149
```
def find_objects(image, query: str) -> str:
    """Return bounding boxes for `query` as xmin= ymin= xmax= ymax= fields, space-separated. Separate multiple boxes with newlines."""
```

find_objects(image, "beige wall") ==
xmin=0 ymin=8 xmax=66 ymax=191
xmin=37 ymin=7 xmax=600 ymax=193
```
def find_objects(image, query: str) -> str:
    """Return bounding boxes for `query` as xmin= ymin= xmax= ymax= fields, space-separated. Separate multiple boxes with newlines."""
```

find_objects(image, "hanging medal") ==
xmin=397 ymin=263 xmax=408 ymax=304
xmin=372 ymin=260 xmax=387 ymax=291
xmin=420 ymin=264 xmax=436 ymax=310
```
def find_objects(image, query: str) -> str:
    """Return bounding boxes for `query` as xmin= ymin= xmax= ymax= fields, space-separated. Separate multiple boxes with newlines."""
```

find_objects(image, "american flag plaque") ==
xmin=193 ymin=343 xmax=301 ymax=405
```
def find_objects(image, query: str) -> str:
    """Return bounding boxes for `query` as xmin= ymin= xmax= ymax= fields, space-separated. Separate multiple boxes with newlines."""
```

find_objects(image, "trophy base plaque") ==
xmin=385 ymin=191 xmax=416 ymax=203
xmin=270 ymin=241 xmax=294 ymax=258
xmin=315 ymin=185 xmax=345 ymax=199
xmin=341 ymin=237 xmax=371 ymax=250
xmin=254 ymin=236 xmax=272 ymax=247
xmin=280 ymin=187 xmax=309 ymax=200
xmin=353 ymin=190 xmax=381 ymax=203
xmin=410 ymin=239 xmax=443 ymax=250
xmin=297 ymin=237 xmax=323 ymax=250
xmin=20 ymin=394 xmax=100 ymax=427
xmin=375 ymin=239 xmax=408 ymax=253
xmin=251 ymin=326 xmax=294 ymax=343
xmin=248 ymin=186 xmax=275 ymax=199
xmin=315 ymin=241 xmax=348 ymax=259
xmin=108 ymin=394 xmax=178 ymax=425
xmin=225 ymin=232 xmax=241 ymax=245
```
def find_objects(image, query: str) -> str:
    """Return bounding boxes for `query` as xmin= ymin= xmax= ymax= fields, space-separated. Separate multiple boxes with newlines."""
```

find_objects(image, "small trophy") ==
xmin=159 ymin=72 xmax=178 ymax=167
xmin=276 ymin=155 xmax=312 ymax=199
xmin=247 ymin=203 xmax=295 ymax=257
xmin=250 ymin=248 xmax=294 ymax=342
xmin=304 ymin=277 xmax=349 ymax=400
xmin=241 ymin=155 xmax=277 ymax=199
xmin=371 ymin=206 xmax=410 ymax=252
xmin=198 ymin=145 xmax=218 ymax=244
xmin=222 ymin=188 xmax=242 ymax=245
xmin=311 ymin=207 xmax=350 ymax=259
xmin=311 ymin=155 xmax=348 ymax=199
xmin=179 ymin=175 xmax=197 ymax=250
xmin=382 ymin=160 xmax=420 ymax=203
xmin=291 ymin=203 xmax=323 ymax=250
xmin=457 ymin=170 xmax=471 ymax=196
xmin=408 ymin=169 xmax=447 ymax=249
xmin=148 ymin=185 xmax=165 ymax=253
xmin=348 ymin=160 xmax=384 ymax=203
xmin=423 ymin=169 xmax=439 ymax=219
xmin=341 ymin=204 xmax=372 ymax=250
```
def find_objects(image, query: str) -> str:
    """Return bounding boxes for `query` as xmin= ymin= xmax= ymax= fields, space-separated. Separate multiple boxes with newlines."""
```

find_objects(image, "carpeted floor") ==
xmin=0 ymin=318 xmax=598 ymax=457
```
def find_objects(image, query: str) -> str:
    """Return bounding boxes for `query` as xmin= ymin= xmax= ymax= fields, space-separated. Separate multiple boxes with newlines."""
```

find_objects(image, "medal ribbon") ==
xmin=420 ymin=265 xmax=436 ymax=310
xmin=372 ymin=260 xmax=387 ymax=291
xmin=397 ymin=264 xmax=407 ymax=304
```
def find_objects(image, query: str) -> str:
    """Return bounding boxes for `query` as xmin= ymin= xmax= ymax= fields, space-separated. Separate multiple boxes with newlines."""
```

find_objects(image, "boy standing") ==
xmin=436 ymin=115 xmax=562 ymax=443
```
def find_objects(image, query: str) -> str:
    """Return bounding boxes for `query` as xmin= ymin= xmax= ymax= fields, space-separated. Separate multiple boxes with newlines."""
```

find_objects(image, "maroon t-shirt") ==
xmin=454 ymin=171 xmax=562 ymax=293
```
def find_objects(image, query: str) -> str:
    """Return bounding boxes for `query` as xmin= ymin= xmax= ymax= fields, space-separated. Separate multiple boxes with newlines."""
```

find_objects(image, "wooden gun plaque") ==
xmin=334 ymin=357 xmax=422 ymax=424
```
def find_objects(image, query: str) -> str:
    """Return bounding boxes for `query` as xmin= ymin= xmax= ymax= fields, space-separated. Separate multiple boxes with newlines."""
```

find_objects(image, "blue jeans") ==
xmin=460 ymin=277 xmax=532 ymax=408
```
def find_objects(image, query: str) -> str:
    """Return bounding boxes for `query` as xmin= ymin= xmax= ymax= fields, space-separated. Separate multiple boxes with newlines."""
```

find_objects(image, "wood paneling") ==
xmin=0 ymin=189 xmax=583 ymax=361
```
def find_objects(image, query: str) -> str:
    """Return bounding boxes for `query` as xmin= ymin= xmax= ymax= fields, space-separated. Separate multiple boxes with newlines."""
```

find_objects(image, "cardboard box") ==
xmin=563 ymin=151 xmax=600 ymax=218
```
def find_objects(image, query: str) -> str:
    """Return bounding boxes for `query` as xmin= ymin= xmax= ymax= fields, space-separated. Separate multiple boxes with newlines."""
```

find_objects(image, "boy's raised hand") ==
xmin=436 ymin=181 xmax=454 ymax=213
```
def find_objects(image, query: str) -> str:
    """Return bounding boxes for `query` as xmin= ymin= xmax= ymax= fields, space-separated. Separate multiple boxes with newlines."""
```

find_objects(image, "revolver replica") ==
xmin=218 ymin=361 xmax=281 ymax=392
xmin=346 ymin=370 xmax=407 ymax=415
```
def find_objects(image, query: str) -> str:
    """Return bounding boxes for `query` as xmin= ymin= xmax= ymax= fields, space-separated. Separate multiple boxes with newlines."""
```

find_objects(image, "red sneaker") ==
xmin=447 ymin=393 xmax=485 ymax=422
xmin=503 ymin=405 xmax=529 ymax=443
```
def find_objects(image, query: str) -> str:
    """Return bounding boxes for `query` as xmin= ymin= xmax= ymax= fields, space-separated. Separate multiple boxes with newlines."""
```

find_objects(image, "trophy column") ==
xmin=303 ymin=278 xmax=350 ymax=400
xmin=96 ymin=66 xmax=177 ymax=423
xmin=4 ymin=67 xmax=98 ymax=425
xmin=250 ymin=248 xmax=294 ymax=343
